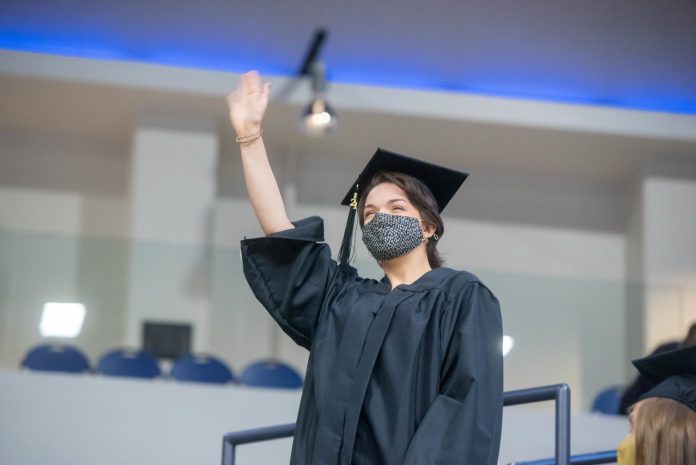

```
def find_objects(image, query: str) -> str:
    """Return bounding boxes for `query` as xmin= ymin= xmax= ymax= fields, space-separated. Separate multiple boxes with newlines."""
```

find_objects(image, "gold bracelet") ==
xmin=236 ymin=128 xmax=263 ymax=146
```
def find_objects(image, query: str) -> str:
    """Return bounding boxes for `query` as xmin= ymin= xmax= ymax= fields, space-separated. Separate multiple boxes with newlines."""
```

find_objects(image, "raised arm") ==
xmin=227 ymin=71 xmax=294 ymax=235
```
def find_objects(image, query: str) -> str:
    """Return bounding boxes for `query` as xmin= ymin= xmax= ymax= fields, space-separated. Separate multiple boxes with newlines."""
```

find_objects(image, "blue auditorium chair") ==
xmin=21 ymin=343 xmax=91 ymax=373
xmin=591 ymin=385 xmax=624 ymax=414
xmin=240 ymin=359 xmax=303 ymax=389
xmin=96 ymin=348 xmax=161 ymax=379
xmin=170 ymin=354 xmax=235 ymax=384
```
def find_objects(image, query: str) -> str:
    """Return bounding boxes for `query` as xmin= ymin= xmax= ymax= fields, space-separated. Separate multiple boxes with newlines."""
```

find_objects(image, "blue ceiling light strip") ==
xmin=331 ymin=67 xmax=696 ymax=116
xmin=0 ymin=34 xmax=290 ymax=76
xmin=1 ymin=36 xmax=695 ymax=116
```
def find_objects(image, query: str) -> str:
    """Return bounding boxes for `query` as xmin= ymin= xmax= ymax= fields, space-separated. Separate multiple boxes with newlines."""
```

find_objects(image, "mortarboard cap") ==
xmin=341 ymin=148 xmax=468 ymax=212
xmin=337 ymin=148 xmax=468 ymax=269
xmin=632 ymin=345 xmax=696 ymax=412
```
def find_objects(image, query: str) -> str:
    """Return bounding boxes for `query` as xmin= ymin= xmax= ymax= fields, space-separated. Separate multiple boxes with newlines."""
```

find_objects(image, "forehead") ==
xmin=364 ymin=182 xmax=409 ymax=205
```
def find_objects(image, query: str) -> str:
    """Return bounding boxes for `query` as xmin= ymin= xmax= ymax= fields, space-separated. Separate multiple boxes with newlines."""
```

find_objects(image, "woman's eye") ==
xmin=392 ymin=206 xmax=404 ymax=211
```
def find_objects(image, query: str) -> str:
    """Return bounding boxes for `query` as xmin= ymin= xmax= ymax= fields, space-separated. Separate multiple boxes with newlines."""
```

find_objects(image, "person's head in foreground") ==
xmin=618 ymin=345 xmax=696 ymax=465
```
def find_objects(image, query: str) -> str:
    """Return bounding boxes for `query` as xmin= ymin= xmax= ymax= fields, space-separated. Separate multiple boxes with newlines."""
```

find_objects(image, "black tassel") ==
xmin=338 ymin=190 xmax=359 ymax=271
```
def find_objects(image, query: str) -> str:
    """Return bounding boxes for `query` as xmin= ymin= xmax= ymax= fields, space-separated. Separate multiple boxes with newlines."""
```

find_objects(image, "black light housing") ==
xmin=301 ymin=61 xmax=338 ymax=136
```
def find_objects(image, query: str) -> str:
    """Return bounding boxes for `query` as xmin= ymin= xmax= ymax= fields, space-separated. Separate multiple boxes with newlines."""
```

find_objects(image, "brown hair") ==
xmin=357 ymin=171 xmax=445 ymax=268
xmin=635 ymin=397 xmax=696 ymax=465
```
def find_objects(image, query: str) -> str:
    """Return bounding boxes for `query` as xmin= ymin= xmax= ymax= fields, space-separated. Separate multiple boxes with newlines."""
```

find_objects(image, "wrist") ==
xmin=235 ymin=123 xmax=261 ymax=138
xmin=236 ymin=127 xmax=263 ymax=146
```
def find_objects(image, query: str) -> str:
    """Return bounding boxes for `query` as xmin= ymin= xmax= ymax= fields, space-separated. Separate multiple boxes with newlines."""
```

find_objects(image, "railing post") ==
xmin=221 ymin=436 xmax=235 ymax=465
xmin=555 ymin=383 xmax=571 ymax=465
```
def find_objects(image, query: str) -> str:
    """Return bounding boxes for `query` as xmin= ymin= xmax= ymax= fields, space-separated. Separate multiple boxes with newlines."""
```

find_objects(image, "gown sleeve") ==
xmin=401 ymin=279 xmax=504 ymax=465
xmin=240 ymin=216 xmax=340 ymax=350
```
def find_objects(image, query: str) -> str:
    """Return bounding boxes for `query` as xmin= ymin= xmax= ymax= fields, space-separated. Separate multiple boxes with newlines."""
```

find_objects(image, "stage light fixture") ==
xmin=301 ymin=61 xmax=337 ymax=136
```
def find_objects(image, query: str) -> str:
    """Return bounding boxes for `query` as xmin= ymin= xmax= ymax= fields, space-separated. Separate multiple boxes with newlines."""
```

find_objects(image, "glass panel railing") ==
xmin=1 ymin=229 xmax=693 ymax=412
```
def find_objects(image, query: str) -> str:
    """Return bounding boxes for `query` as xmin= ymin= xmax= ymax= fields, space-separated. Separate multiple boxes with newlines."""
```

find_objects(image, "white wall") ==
xmin=125 ymin=118 xmax=219 ymax=354
xmin=643 ymin=176 xmax=696 ymax=349
xmin=644 ymin=177 xmax=696 ymax=286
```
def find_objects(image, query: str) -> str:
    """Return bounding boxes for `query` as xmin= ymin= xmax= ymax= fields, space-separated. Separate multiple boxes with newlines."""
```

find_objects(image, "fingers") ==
xmin=227 ymin=71 xmax=269 ymax=110
xmin=241 ymin=70 xmax=261 ymax=94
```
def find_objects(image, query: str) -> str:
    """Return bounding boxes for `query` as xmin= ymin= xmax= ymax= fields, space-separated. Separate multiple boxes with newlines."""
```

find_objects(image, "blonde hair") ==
xmin=634 ymin=397 xmax=696 ymax=465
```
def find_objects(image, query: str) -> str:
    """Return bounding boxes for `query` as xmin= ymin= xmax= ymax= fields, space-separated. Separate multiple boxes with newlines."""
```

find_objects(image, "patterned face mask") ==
xmin=361 ymin=212 xmax=424 ymax=261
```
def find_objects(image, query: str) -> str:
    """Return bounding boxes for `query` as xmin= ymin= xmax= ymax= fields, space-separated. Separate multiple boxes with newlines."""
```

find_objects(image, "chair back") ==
xmin=240 ymin=360 xmax=303 ymax=389
xmin=170 ymin=354 xmax=235 ymax=384
xmin=591 ymin=386 xmax=623 ymax=414
xmin=22 ymin=344 xmax=90 ymax=373
xmin=97 ymin=348 xmax=161 ymax=379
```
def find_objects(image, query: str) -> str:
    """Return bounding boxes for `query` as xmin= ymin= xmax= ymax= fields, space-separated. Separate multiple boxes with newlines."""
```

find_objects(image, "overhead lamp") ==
xmin=301 ymin=61 xmax=338 ymax=136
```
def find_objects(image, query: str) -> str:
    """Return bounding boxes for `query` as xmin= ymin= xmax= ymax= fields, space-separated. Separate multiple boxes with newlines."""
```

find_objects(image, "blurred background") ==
xmin=1 ymin=1 xmax=695 ymax=464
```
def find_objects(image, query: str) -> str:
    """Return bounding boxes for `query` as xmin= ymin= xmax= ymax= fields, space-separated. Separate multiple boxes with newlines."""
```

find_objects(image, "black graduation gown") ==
xmin=241 ymin=216 xmax=503 ymax=465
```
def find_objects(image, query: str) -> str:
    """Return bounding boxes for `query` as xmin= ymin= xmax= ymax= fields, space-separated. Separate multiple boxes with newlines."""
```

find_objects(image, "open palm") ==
xmin=227 ymin=71 xmax=271 ymax=136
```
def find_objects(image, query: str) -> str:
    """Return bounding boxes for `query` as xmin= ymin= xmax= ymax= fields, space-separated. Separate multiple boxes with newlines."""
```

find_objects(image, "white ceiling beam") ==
xmin=2 ymin=49 xmax=696 ymax=143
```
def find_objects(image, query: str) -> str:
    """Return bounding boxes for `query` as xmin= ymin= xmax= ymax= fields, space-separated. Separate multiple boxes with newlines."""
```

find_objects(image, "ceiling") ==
xmin=4 ymin=74 xmax=695 ymax=183
xmin=1 ymin=0 xmax=695 ymax=114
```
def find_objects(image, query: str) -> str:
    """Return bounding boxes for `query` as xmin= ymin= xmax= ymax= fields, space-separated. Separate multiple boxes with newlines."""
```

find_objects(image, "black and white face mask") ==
xmin=361 ymin=212 xmax=424 ymax=261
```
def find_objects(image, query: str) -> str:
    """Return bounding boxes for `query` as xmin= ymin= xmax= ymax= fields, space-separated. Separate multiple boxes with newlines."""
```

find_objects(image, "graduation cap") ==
xmin=632 ymin=345 xmax=696 ymax=411
xmin=337 ymin=148 xmax=468 ymax=269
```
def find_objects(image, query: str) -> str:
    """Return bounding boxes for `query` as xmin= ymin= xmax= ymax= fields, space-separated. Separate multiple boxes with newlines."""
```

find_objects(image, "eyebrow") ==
xmin=364 ymin=198 xmax=407 ymax=210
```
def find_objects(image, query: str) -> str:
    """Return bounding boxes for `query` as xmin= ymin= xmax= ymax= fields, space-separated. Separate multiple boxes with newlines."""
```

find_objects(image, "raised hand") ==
xmin=227 ymin=70 xmax=271 ymax=137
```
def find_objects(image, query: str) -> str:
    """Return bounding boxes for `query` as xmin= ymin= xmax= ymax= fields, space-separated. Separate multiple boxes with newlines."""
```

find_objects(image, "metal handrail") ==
xmin=222 ymin=383 xmax=571 ymax=465
xmin=509 ymin=449 xmax=617 ymax=465
xmin=503 ymin=384 xmax=571 ymax=465
xmin=221 ymin=423 xmax=295 ymax=465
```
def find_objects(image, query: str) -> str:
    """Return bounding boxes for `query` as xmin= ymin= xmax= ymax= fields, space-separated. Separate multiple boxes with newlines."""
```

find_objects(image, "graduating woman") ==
xmin=227 ymin=71 xmax=503 ymax=465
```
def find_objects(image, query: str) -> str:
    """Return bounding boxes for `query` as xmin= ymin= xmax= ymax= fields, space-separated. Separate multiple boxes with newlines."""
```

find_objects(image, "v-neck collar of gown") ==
xmin=378 ymin=267 xmax=454 ymax=293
